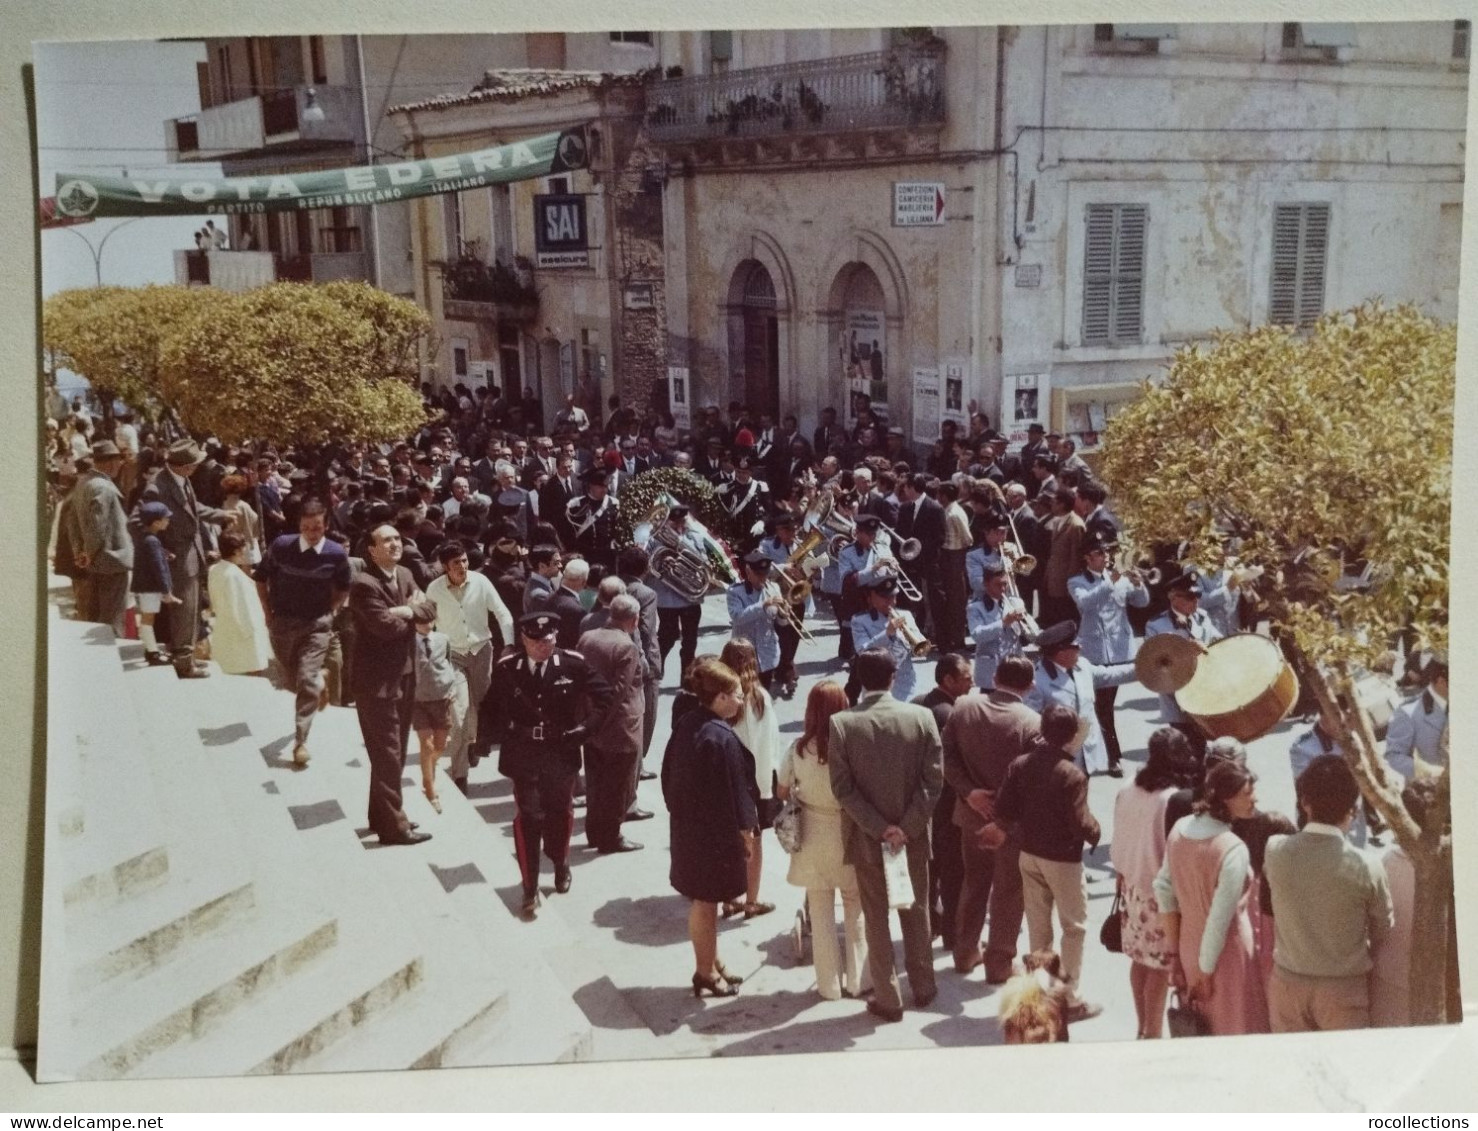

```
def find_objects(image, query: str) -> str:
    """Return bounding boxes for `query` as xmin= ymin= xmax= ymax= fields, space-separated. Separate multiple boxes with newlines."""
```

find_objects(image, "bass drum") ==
xmin=1175 ymin=633 xmax=1299 ymax=743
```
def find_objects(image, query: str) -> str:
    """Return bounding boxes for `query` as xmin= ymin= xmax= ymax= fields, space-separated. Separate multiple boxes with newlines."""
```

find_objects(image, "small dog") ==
xmin=998 ymin=949 xmax=1072 ymax=1044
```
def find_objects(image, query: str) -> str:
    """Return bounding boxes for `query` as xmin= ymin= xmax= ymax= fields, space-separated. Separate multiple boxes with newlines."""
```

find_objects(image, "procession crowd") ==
xmin=46 ymin=378 xmax=1449 ymax=1042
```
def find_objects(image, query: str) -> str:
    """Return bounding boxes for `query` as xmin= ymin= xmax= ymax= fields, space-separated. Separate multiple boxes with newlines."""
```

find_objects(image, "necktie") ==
xmin=422 ymin=636 xmax=431 ymax=659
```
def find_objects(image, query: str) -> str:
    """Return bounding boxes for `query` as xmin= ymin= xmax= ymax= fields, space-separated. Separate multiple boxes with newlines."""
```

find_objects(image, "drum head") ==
xmin=1135 ymin=633 xmax=1206 ymax=694
xmin=1176 ymin=634 xmax=1283 ymax=716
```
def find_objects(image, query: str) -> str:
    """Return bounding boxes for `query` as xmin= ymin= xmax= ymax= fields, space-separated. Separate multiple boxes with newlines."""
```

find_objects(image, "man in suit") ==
xmin=73 ymin=440 xmax=133 ymax=636
xmin=1017 ymin=423 xmax=1052 ymax=498
xmin=829 ymin=647 xmax=943 ymax=1022
xmin=577 ymin=594 xmax=647 ymax=854
xmin=538 ymin=455 xmax=580 ymax=549
xmin=548 ymin=559 xmax=590 ymax=649
xmin=943 ymin=655 xmax=1041 ymax=982
xmin=913 ymin=654 xmax=975 ymax=955
xmin=616 ymin=437 xmax=649 ymax=480
xmin=1074 ymin=480 xmax=1118 ymax=546
xmin=488 ymin=611 xmax=614 ymax=917
xmin=522 ymin=544 xmax=563 ymax=613
xmin=616 ymin=545 xmax=662 ymax=778
xmin=813 ymin=406 xmax=844 ymax=461
xmin=348 ymin=523 xmax=436 ymax=847
xmin=142 ymin=439 xmax=236 ymax=678
xmin=895 ymin=473 xmax=946 ymax=639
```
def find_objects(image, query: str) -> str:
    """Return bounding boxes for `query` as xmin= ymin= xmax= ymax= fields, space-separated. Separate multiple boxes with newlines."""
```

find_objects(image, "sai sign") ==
xmin=893 ymin=182 xmax=945 ymax=227
xmin=534 ymin=193 xmax=590 ymax=268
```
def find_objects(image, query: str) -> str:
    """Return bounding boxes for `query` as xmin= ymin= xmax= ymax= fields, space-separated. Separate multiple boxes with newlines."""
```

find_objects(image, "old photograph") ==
xmin=35 ymin=20 xmax=1462 ymax=1084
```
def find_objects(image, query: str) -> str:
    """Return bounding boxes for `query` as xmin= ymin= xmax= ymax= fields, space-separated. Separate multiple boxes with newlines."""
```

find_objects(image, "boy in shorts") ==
xmin=132 ymin=500 xmax=182 ymax=665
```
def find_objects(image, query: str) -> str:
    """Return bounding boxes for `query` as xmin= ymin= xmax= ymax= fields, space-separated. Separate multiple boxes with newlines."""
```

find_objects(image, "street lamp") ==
xmin=48 ymin=216 xmax=145 ymax=286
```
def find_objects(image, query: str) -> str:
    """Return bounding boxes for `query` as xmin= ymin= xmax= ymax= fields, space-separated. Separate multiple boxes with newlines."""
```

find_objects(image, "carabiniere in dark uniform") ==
xmin=489 ymin=610 xmax=614 ymax=918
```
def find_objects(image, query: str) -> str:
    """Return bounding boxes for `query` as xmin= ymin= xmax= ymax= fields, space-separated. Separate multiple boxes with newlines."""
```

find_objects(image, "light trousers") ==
xmin=1018 ymin=851 xmax=1088 ymax=989
xmin=807 ymin=881 xmax=870 ymax=1001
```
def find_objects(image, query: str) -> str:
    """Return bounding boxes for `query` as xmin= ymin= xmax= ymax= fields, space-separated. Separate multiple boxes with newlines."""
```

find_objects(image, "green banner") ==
xmin=51 ymin=128 xmax=588 ymax=220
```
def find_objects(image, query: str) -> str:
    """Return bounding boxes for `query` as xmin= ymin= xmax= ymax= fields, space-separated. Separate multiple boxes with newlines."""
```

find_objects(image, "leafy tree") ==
xmin=43 ymin=285 xmax=220 ymax=428
xmin=156 ymin=282 xmax=429 ymax=446
xmin=1098 ymin=302 xmax=1456 ymax=1024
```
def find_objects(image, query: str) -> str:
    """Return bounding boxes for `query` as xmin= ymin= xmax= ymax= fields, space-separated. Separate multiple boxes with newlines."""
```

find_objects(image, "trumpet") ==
xmin=890 ymin=612 xmax=933 ymax=657
xmin=1110 ymin=540 xmax=1161 ymax=587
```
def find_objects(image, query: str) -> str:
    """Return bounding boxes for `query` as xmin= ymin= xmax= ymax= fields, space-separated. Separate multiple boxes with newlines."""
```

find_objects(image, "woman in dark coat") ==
xmin=662 ymin=657 xmax=758 ymax=997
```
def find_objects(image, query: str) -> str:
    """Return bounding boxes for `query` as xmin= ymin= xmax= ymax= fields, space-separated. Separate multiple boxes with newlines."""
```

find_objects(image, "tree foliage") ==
xmin=1098 ymin=302 xmax=1457 ymax=1023
xmin=44 ymin=281 xmax=430 ymax=447
xmin=44 ymin=285 xmax=222 ymax=420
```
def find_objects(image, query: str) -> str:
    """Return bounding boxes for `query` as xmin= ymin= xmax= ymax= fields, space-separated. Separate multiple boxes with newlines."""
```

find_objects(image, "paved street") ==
xmin=449 ymin=592 xmax=1311 ymax=1060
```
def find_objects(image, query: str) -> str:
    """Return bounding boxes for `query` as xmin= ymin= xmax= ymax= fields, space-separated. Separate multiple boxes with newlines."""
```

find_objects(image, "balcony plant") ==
xmin=433 ymin=239 xmax=539 ymax=321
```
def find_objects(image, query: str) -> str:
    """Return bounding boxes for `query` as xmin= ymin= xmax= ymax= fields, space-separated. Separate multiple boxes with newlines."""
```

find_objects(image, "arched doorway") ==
xmin=730 ymin=260 xmax=780 ymax=418
xmin=828 ymin=262 xmax=889 ymax=425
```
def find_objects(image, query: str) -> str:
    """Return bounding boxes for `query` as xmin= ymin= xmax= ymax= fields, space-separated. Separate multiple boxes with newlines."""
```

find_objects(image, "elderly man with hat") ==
xmin=1025 ymin=620 xmax=1138 ymax=777
xmin=1143 ymin=568 xmax=1223 ymax=750
xmin=727 ymin=550 xmax=785 ymax=685
xmin=72 ymin=439 xmax=134 ymax=636
xmin=139 ymin=438 xmax=237 ymax=678
xmin=1069 ymin=534 xmax=1149 ymax=776
xmin=348 ymin=522 xmax=439 ymax=846
xmin=487 ymin=610 xmax=615 ymax=917
xmin=851 ymin=575 xmax=926 ymax=702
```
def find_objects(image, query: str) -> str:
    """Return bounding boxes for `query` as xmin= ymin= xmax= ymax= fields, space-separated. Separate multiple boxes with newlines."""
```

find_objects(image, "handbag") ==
xmin=1166 ymin=989 xmax=1209 ymax=1038
xmin=773 ymin=791 xmax=803 ymax=855
xmin=1099 ymin=887 xmax=1124 ymax=953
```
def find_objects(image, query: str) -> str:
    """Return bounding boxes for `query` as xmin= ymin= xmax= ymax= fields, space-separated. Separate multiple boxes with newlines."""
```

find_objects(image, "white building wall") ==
xmin=998 ymin=21 xmax=1467 ymax=438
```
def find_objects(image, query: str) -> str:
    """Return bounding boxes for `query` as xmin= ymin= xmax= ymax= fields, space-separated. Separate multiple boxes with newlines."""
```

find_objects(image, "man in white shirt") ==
xmin=427 ymin=539 xmax=514 ymax=794
xmin=441 ymin=476 xmax=490 ymax=522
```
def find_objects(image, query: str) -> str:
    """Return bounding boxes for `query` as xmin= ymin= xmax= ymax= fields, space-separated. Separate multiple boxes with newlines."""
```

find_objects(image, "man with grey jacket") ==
xmin=830 ymin=648 xmax=944 ymax=1023
xmin=72 ymin=440 xmax=133 ymax=636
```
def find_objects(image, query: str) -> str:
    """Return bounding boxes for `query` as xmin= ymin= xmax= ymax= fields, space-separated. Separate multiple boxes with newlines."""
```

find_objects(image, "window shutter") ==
xmin=1113 ymin=205 xmax=1146 ymax=342
xmin=1297 ymin=205 xmax=1330 ymax=327
xmin=1082 ymin=205 xmax=1115 ymax=344
xmin=1271 ymin=203 xmax=1329 ymax=327
xmin=1082 ymin=203 xmax=1145 ymax=346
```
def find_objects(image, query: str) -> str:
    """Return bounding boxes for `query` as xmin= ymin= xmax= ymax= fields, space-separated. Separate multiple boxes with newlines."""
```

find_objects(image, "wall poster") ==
xmin=1002 ymin=372 xmax=1049 ymax=446
xmin=840 ymin=308 xmax=887 ymax=423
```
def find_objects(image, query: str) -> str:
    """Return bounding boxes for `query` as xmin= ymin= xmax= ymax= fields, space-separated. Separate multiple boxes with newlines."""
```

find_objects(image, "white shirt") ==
xmin=297 ymin=534 xmax=326 ymax=555
xmin=426 ymin=570 xmax=513 ymax=654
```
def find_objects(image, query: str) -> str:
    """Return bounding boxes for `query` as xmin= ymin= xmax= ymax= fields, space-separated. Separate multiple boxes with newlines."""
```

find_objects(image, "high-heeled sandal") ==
xmin=742 ymin=901 xmax=775 ymax=919
xmin=692 ymin=971 xmax=739 ymax=998
xmin=714 ymin=961 xmax=744 ymax=986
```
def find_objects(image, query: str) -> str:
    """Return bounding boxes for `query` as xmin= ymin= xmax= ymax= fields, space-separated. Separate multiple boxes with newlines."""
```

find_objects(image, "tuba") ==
xmin=638 ymin=500 xmax=714 ymax=603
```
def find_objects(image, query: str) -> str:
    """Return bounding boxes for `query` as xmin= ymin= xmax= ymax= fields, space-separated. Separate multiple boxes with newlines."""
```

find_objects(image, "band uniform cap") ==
xmin=982 ymin=564 xmax=1007 ymax=580
xmin=868 ymin=576 xmax=899 ymax=597
xmin=1167 ymin=570 xmax=1203 ymax=596
xmin=138 ymin=501 xmax=172 ymax=524
xmin=166 ymin=439 xmax=206 ymax=466
xmin=1036 ymin=620 xmax=1081 ymax=654
xmin=519 ymin=611 xmax=561 ymax=639
xmin=1083 ymin=533 xmax=1118 ymax=556
xmin=773 ymin=513 xmax=797 ymax=528
xmin=90 ymin=440 xmax=122 ymax=459
xmin=855 ymin=515 xmax=883 ymax=532
xmin=742 ymin=550 xmax=773 ymax=569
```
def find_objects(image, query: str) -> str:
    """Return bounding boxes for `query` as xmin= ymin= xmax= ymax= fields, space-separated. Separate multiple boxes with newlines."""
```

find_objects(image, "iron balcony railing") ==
xmin=645 ymin=48 xmax=946 ymax=144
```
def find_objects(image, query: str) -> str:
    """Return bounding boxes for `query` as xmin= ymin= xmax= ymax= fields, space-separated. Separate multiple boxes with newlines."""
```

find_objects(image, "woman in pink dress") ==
xmin=1110 ymin=727 xmax=1196 ymax=1038
xmin=1155 ymin=761 xmax=1271 ymax=1037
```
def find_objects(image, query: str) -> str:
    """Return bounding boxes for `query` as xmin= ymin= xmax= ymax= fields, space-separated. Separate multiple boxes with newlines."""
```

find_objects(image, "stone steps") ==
xmin=72 ymin=905 xmax=341 ymax=1079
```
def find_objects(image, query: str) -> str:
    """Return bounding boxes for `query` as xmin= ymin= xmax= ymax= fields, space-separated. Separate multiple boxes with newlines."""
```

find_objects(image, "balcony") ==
xmin=165 ymin=84 xmax=359 ymax=163
xmin=174 ymin=249 xmax=370 ymax=292
xmin=644 ymin=48 xmax=946 ymax=164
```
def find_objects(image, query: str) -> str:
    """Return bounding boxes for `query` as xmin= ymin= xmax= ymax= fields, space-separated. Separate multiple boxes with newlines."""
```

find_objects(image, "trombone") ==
xmin=766 ymin=583 xmax=817 ymax=643
xmin=872 ymin=560 xmax=924 ymax=606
